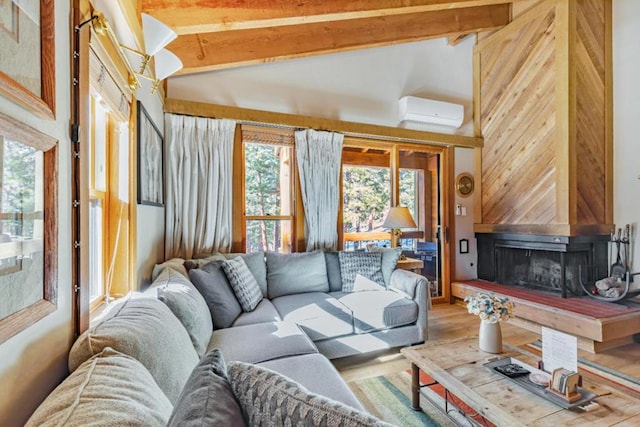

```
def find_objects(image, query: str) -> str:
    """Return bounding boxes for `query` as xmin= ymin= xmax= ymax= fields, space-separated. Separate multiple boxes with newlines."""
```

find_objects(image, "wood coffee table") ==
xmin=401 ymin=336 xmax=640 ymax=426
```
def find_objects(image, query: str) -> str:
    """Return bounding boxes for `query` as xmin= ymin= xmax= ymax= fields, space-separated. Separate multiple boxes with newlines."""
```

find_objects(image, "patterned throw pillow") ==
xmin=339 ymin=251 xmax=385 ymax=292
xmin=221 ymin=257 xmax=263 ymax=312
xmin=227 ymin=361 xmax=392 ymax=427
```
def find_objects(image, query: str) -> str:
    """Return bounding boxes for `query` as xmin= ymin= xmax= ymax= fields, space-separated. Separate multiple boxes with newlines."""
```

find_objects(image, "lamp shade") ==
xmin=142 ymin=13 xmax=177 ymax=56
xmin=383 ymin=206 xmax=417 ymax=229
xmin=154 ymin=48 xmax=183 ymax=80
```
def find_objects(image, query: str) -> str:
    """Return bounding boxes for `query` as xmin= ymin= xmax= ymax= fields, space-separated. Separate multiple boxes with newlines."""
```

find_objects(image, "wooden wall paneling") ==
xmin=575 ymin=0 xmax=608 ymax=225
xmin=478 ymin=0 xmax=558 ymax=227
xmin=475 ymin=0 xmax=611 ymax=235
xmin=553 ymin=0 xmax=575 ymax=226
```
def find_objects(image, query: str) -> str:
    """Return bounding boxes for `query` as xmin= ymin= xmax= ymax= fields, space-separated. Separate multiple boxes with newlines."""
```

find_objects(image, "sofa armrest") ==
xmin=389 ymin=269 xmax=429 ymax=342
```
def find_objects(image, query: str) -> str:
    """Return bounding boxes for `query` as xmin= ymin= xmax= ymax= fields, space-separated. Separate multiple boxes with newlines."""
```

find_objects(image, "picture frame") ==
xmin=137 ymin=101 xmax=164 ymax=206
xmin=0 ymin=0 xmax=55 ymax=119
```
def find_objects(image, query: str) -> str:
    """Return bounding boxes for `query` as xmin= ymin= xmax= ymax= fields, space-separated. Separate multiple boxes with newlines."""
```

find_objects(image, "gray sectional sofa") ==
xmin=26 ymin=249 xmax=429 ymax=426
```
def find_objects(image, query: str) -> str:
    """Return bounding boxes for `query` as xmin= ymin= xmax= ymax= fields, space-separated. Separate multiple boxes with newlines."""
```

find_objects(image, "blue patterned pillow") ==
xmin=221 ymin=257 xmax=263 ymax=312
xmin=227 ymin=361 xmax=392 ymax=426
xmin=338 ymin=251 xmax=385 ymax=292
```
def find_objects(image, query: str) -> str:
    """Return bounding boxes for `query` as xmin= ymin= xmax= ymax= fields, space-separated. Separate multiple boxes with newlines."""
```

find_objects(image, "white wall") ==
xmin=136 ymin=83 xmax=166 ymax=288
xmin=613 ymin=0 xmax=640 ymax=285
xmin=0 ymin=3 xmax=73 ymax=425
xmin=454 ymin=148 xmax=477 ymax=280
xmin=168 ymin=36 xmax=476 ymax=136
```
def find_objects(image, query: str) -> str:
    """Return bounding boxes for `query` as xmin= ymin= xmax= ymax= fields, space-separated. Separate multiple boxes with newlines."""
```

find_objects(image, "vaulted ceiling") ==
xmin=140 ymin=0 xmax=518 ymax=75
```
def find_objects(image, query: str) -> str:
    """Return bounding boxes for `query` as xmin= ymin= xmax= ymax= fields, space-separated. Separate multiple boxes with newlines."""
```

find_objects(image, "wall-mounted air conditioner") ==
xmin=398 ymin=96 xmax=464 ymax=128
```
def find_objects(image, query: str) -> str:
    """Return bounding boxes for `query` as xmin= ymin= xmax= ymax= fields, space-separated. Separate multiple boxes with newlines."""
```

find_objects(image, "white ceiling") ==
xmin=167 ymin=35 xmax=476 ymax=136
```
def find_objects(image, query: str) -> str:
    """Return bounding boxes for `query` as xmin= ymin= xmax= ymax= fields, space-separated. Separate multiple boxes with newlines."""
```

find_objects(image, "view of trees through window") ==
xmin=244 ymin=142 xmax=292 ymax=253
xmin=342 ymin=165 xmax=418 ymax=250
xmin=1 ymin=140 xmax=38 ymax=239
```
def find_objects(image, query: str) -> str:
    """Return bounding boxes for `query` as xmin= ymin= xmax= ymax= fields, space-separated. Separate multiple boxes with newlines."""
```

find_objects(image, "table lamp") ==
xmin=383 ymin=206 xmax=417 ymax=248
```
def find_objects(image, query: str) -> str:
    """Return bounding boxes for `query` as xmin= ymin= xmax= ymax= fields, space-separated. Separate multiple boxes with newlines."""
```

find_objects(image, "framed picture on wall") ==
xmin=137 ymin=101 xmax=164 ymax=206
xmin=0 ymin=0 xmax=55 ymax=119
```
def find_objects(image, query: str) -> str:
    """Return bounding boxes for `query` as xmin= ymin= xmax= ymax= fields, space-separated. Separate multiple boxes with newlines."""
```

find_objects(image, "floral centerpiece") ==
xmin=464 ymin=293 xmax=515 ymax=324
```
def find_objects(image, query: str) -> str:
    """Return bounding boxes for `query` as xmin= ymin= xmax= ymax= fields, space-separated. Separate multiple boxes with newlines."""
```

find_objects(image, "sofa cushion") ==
xmin=148 ymin=267 xmax=213 ymax=357
xmin=189 ymin=261 xmax=242 ymax=329
xmin=231 ymin=299 xmax=281 ymax=327
xmin=222 ymin=257 xmax=263 ymax=312
xmin=68 ymin=296 xmax=199 ymax=404
xmin=333 ymin=289 xmax=419 ymax=333
xmin=168 ymin=349 xmax=245 ymax=427
xmin=380 ymin=247 xmax=402 ymax=286
xmin=324 ymin=251 xmax=343 ymax=292
xmin=352 ymin=273 xmax=386 ymax=292
xmin=152 ymin=257 xmax=188 ymax=281
xmin=26 ymin=348 xmax=173 ymax=427
xmin=266 ymin=251 xmax=330 ymax=299
xmin=207 ymin=321 xmax=318 ymax=364
xmin=224 ymin=252 xmax=267 ymax=296
xmin=259 ymin=353 xmax=365 ymax=411
xmin=271 ymin=292 xmax=354 ymax=341
xmin=339 ymin=251 xmax=385 ymax=291
xmin=228 ymin=361 xmax=391 ymax=426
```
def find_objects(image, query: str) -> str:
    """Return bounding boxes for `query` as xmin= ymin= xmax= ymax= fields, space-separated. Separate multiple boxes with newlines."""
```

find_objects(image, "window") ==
xmin=241 ymin=126 xmax=295 ymax=253
xmin=342 ymin=163 xmax=391 ymax=250
xmin=88 ymin=92 xmax=132 ymax=310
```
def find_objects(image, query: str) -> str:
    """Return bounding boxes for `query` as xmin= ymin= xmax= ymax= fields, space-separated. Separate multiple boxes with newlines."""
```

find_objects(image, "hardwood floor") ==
xmin=335 ymin=303 xmax=640 ymax=383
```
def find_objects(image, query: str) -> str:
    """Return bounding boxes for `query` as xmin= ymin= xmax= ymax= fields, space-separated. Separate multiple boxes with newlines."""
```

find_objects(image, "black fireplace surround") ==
xmin=476 ymin=233 xmax=609 ymax=297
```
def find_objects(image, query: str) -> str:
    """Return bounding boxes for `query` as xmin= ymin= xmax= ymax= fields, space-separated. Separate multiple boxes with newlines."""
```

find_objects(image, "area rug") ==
xmin=348 ymin=371 xmax=459 ymax=427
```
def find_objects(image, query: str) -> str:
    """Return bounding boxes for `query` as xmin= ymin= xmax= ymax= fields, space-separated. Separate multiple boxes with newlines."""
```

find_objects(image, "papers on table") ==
xmin=541 ymin=327 xmax=578 ymax=373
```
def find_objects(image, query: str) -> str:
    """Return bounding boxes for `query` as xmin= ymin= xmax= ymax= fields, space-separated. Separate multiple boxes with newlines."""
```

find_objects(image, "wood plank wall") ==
xmin=575 ymin=0 xmax=609 ymax=225
xmin=474 ymin=0 xmax=611 ymax=235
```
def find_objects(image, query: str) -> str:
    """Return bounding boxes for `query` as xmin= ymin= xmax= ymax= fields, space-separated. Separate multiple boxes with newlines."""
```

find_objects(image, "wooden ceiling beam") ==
xmin=141 ymin=0 xmax=519 ymax=35
xmin=169 ymin=4 xmax=511 ymax=75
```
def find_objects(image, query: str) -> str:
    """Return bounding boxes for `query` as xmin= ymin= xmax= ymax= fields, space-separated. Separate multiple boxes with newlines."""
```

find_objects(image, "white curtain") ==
xmin=165 ymin=113 xmax=236 ymax=259
xmin=295 ymin=129 xmax=343 ymax=251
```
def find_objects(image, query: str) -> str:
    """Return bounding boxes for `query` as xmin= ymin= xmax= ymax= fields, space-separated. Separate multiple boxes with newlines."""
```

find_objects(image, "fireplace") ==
xmin=476 ymin=233 xmax=609 ymax=297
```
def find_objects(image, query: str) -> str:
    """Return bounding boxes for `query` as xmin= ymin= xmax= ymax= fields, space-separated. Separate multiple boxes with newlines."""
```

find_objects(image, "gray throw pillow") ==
xmin=189 ymin=261 xmax=243 ymax=329
xmin=68 ymin=297 xmax=200 ymax=404
xmin=168 ymin=349 xmax=245 ymax=427
xmin=380 ymin=248 xmax=402 ymax=286
xmin=148 ymin=267 xmax=213 ymax=357
xmin=26 ymin=348 xmax=173 ymax=427
xmin=224 ymin=252 xmax=268 ymax=296
xmin=324 ymin=251 xmax=343 ymax=292
xmin=227 ymin=361 xmax=392 ymax=427
xmin=339 ymin=251 xmax=385 ymax=292
xmin=222 ymin=257 xmax=263 ymax=312
xmin=266 ymin=251 xmax=330 ymax=299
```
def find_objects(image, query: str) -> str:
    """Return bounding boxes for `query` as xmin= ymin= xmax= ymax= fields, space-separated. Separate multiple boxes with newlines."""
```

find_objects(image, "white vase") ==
xmin=479 ymin=320 xmax=502 ymax=353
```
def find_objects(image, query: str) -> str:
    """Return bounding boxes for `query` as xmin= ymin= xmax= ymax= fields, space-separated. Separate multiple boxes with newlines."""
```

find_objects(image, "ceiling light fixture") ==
xmin=91 ymin=12 xmax=182 ymax=93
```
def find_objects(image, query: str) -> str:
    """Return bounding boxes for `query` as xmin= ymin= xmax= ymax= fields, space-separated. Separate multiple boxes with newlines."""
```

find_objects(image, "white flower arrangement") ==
xmin=464 ymin=293 xmax=515 ymax=324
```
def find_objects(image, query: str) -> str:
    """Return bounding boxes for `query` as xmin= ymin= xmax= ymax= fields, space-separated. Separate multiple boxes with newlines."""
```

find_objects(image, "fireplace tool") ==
xmin=578 ymin=224 xmax=640 ymax=302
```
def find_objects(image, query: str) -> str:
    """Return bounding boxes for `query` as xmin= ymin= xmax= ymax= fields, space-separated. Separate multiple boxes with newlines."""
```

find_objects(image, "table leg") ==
xmin=411 ymin=362 xmax=421 ymax=411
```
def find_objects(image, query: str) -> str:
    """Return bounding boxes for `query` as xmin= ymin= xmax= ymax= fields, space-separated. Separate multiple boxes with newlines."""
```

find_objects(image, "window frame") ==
xmin=233 ymin=125 xmax=303 ymax=253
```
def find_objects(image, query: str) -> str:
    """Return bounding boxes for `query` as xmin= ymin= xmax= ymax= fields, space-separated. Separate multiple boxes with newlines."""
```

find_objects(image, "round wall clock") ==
xmin=456 ymin=173 xmax=474 ymax=198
